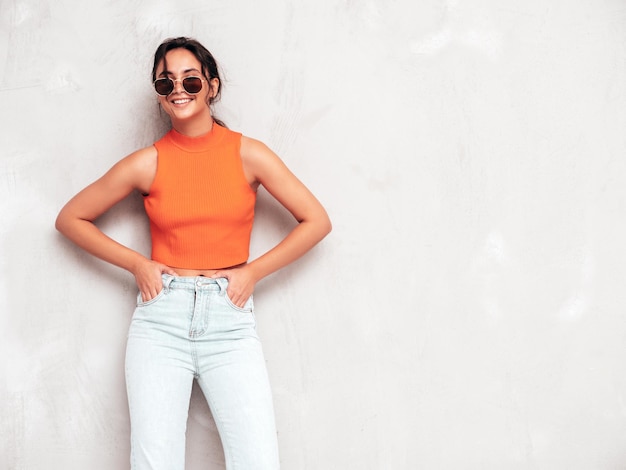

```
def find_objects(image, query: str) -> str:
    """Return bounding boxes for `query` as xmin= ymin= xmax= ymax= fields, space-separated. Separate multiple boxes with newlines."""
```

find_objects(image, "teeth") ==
xmin=173 ymin=99 xmax=191 ymax=104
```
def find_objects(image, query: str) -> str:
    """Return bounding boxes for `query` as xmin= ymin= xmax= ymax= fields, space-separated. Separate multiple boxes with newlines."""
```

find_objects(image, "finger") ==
xmin=229 ymin=290 xmax=248 ymax=308
xmin=229 ymin=292 xmax=240 ymax=307
xmin=224 ymin=285 xmax=236 ymax=304
xmin=164 ymin=266 xmax=178 ymax=276
xmin=141 ymin=290 xmax=151 ymax=302
xmin=148 ymin=283 xmax=161 ymax=301
xmin=237 ymin=296 xmax=249 ymax=308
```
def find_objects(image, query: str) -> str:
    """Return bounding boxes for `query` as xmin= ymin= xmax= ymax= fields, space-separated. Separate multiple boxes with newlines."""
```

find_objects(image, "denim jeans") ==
xmin=125 ymin=274 xmax=280 ymax=469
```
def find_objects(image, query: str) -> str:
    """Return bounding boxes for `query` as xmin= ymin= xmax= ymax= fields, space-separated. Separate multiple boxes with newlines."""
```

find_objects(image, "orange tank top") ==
xmin=144 ymin=124 xmax=256 ymax=269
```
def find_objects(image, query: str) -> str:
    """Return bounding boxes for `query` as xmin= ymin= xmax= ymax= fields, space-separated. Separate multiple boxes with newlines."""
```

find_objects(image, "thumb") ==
xmin=162 ymin=265 xmax=178 ymax=276
xmin=210 ymin=270 xmax=227 ymax=279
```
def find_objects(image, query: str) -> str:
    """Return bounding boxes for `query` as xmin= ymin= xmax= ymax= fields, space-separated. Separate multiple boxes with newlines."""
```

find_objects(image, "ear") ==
xmin=208 ymin=77 xmax=220 ymax=99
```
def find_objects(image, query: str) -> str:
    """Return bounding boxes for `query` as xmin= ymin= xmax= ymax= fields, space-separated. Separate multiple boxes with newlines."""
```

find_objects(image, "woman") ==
xmin=55 ymin=36 xmax=331 ymax=470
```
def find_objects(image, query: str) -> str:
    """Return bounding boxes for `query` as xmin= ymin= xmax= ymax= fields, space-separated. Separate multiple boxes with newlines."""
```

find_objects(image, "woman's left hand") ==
xmin=211 ymin=265 xmax=257 ymax=308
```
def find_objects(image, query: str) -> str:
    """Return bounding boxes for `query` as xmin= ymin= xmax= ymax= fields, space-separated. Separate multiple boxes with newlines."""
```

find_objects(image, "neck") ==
xmin=171 ymin=109 xmax=215 ymax=137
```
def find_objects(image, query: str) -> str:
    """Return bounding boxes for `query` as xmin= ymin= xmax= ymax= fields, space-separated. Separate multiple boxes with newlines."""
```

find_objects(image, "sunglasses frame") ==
xmin=153 ymin=76 xmax=206 ymax=96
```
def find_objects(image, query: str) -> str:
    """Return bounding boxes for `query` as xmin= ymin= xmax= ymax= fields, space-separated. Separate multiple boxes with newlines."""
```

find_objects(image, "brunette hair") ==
xmin=152 ymin=37 xmax=225 ymax=126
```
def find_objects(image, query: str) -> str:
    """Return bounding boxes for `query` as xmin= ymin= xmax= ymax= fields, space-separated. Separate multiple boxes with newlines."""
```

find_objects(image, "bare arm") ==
xmin=212 ymin=137 xmax=332 ymax=306
xmin=55 ymin=146 xmax=177 ymax=301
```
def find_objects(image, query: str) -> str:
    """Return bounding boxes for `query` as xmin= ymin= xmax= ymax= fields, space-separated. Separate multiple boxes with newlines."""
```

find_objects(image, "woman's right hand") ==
xmin=133 ymin=258 xmax=178 ymax=302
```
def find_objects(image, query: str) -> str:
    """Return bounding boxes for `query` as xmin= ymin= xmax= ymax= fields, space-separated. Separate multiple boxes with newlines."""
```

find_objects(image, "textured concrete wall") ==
xmin=2 ymin=1 xmax=626 ymax=468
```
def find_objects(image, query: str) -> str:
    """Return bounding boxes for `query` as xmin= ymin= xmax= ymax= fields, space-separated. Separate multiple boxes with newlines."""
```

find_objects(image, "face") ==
xmin=154 ymin=48 xmax=219 ymax=126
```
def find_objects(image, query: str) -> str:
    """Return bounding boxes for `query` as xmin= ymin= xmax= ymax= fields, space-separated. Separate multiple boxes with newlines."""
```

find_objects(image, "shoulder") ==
xmin=107 ymin=145 xmax=157 ymax=194
xmin=115 ymin=145 xmax=157 ymax=175
xmin=240 ymin=136 xmax=283 ymax=167
xmin=240 ymin=135 xmax=295 ymax=187
xmin=125 ymin=145 xmax=157 ymax=165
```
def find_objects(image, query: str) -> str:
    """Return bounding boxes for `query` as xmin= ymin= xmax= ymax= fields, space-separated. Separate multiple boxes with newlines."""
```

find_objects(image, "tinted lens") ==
xmin=154 ymin=78 xmax=173 ymax=95
xmin=182 ymin=77 xmax=203 ymax=94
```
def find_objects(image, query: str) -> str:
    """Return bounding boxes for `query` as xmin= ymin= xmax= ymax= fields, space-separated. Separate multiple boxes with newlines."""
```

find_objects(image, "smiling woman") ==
xmin=152 ymin=37 xmax=224 ymax=131
xmin=152 ymin=48 xmax=217 ymax=135
xmin=55 ymin=36 xmax=331 ymax=470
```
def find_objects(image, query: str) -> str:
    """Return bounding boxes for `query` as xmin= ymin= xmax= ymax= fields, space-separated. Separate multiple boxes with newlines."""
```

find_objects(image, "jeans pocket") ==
xmin=223 ymin=292 xmax=254 ymax=313
xmin=136 ymin=289 xmax=166 ymax=307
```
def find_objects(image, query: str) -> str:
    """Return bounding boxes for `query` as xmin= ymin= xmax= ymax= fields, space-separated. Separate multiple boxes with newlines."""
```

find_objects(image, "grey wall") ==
xmin=2 ymin=1 xmax=626 ymax=469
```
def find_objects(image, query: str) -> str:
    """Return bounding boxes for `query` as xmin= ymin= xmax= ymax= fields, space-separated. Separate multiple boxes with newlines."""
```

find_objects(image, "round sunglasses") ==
xmin=153 ymin=76 xmax=205 ymax=96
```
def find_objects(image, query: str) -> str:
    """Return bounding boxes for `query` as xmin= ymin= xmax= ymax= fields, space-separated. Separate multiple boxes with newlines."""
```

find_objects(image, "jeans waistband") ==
xmin=162 ymin=274 xmax=228 ymax=293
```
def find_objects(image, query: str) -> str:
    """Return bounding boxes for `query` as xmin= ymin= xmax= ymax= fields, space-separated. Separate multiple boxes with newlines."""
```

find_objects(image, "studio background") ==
xmin=2 ymin=1 xmax=626 ymax=469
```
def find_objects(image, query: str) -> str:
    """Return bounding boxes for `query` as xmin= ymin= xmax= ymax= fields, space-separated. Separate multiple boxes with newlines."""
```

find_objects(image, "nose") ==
xmin=173 ymin=78 xmax=185 ymax=94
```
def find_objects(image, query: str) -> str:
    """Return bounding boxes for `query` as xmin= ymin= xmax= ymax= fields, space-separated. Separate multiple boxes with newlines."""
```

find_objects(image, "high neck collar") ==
xmin=166 ymin=123 xmax=224 ymax=152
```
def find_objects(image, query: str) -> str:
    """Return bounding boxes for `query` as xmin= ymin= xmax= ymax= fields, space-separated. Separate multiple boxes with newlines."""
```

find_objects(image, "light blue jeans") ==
xmin=125 ymin=274 xmax=280 ymax=469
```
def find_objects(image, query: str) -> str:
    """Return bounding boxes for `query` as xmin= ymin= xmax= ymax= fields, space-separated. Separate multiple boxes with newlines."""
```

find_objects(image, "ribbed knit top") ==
xmin=144 ymin=124 xmax=256 ymax=269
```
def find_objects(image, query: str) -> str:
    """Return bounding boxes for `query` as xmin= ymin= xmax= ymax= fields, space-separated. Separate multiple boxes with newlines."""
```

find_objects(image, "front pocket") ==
xmin=223 ymin=292 xmax=254 ymax=313
xmin=136 ymin=289 xmax=166 ymax=307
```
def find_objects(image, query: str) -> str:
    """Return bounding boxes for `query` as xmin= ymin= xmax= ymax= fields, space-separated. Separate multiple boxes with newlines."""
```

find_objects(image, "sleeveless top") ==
xmin=144 ymin=124 xmax=256 ymax=269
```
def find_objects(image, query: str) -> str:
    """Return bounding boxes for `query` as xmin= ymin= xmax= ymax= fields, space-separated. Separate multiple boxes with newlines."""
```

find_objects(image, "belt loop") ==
xmin=215 ymin=277 xmax=227 ymax=296
xmin=162 ymin=273 xmax=175 ymax=292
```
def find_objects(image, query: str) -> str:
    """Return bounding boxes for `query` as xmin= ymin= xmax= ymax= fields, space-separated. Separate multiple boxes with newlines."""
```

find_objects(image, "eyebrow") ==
xmin=159 ymin=68 xmax=201 ymax=77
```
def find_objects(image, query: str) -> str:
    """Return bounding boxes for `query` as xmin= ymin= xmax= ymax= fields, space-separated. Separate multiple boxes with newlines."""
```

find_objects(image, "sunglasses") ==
xmin=153 ymin=76 xmax=205 ymax=96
